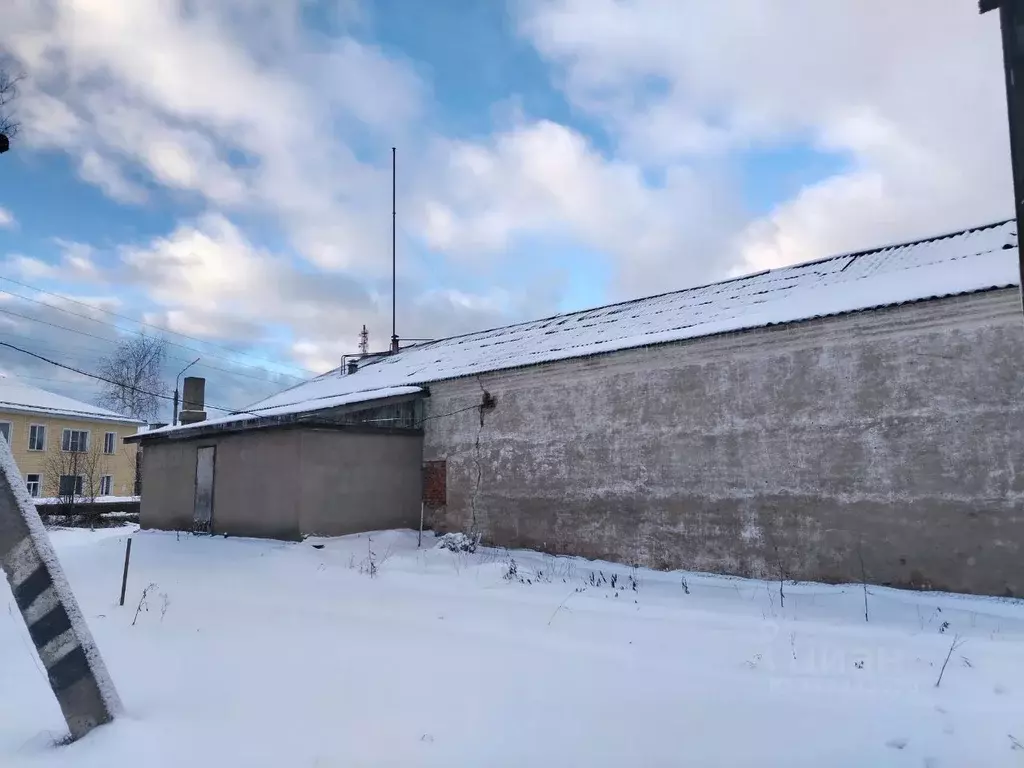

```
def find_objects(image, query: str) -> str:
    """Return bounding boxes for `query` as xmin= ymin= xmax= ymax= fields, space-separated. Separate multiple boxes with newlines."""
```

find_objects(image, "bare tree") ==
xmin=96 ymin=335 xmax=169 ymax=422
xmin=0 ymin=60 xmax=24 ymax=147
xmin=44 ymin=439 xmax=109 ymax=521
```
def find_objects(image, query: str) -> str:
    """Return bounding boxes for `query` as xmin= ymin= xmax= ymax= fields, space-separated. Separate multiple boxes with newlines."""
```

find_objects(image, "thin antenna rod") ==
xmin=391 ymin=147 xmax=399 ymax=353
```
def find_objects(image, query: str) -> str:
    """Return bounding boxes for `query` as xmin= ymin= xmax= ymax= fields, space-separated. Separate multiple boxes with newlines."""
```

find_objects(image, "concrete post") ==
xmin=0 ymin=439 xmax=121 ymax=740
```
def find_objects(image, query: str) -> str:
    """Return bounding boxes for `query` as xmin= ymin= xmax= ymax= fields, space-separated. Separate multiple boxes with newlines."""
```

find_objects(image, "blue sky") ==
xmin=0 ymin=0 xmax=1011 ymax=414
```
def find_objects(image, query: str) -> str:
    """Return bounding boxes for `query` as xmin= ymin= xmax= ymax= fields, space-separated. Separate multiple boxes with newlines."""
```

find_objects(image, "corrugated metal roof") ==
xmin=166 ymin=219 xmax=1019 ymax=433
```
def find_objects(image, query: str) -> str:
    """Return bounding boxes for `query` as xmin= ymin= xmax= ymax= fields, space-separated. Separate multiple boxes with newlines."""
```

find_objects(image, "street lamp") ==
xmin=173 ymin=357 xmax=201 ymax=426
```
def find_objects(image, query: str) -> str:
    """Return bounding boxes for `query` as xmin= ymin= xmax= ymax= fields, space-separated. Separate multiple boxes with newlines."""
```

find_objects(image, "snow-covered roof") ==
xmin=138 ymin=385 xmax=423 ymax=439
xmin=158 ymin=219 xmax=1018 ymax=437
xmin=0 ymin=376 xmax=143 ymax=424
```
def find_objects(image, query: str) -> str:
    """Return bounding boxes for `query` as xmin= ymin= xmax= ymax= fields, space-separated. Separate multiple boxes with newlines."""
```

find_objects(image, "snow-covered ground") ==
xmin=2 ymin=528 xmax=1023 ymax=767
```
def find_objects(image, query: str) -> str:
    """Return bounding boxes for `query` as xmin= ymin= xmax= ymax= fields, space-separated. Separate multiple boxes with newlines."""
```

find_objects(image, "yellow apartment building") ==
xmin=0 ymin=376 xmax=144 ymax=499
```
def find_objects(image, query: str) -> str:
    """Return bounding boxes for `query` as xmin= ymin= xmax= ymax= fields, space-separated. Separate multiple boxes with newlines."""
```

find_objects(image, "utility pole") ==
xmin=982 ymin=0 xmax=1024 ymax=309
xmin=391 ymin=147 xmax=400 ymax=354
xmin=0 ymin=442 xmax=121 ymax=739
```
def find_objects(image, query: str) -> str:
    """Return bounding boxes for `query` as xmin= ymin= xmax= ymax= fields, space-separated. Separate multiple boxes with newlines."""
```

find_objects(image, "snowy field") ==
xmin=2 ymin=528 xmax=1023 ymax=767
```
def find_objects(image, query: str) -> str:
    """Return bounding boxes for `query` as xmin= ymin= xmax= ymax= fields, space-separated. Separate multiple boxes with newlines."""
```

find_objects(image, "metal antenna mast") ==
xmin=391 ymin=147 xmax=399 ymax=354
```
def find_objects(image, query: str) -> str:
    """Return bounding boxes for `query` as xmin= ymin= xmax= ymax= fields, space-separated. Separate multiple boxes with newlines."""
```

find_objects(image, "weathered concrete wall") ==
xmin=140 ymin=428 xmax=422 ymax=540
xmin=212 ymin=430 xmax=302 ymax=540
xmin=139 ymin=441 xmax=199 ymax=532
xmin=140 ymin=431 xmax=302 ymax=539
xmin=423 ymin=289 xmax=1024 ymax=597
xmin=298 ymin=431 xmax=422 ymax=536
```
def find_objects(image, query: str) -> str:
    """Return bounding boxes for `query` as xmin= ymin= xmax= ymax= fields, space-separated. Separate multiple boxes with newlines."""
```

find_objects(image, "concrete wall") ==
xmin=139 ymin=427 xmax=422 ymax=540
xmin=213 ymin=430 xmax=302 ymax=540
xmin=298 ymin=431 xmax=422 ymax=536
xmin=423 ymin=289 xmax=1024 ymax=597
xmin=139 ymin=440 xmax=199 ymax=532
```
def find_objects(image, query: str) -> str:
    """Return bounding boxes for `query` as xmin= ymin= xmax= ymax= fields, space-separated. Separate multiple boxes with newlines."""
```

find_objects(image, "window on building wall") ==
xmin=25 ymin=474 xmax=40 ymax=497
xmin=28 ymin=424 xmax=46 ymax=451
xmin=61 ymin=429 xmax=89 ymax=453
xmin=58 ymin=475 xmax=83 ymax=496
xmin=104 ymin=432 xmax=117 ymax=454
xmin=0 ymin=422 xmax=11 ymax=443
xmin=99 ymin=475 xmax=112 ymax=496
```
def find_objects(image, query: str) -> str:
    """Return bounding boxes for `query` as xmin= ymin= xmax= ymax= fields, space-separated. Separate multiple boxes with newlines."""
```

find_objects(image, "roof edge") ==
xmin=131 ymin=389 xmax=424 ymax=441
xmin=406 ymin=284 xmax=1018 ymax=391
xmin=317 ymin=218 xmax=1017 ymax=376
xmin=0 ymin=401 xmax=146 ymax=425
xmin=127 ymin=413 xmax=423 ymax=444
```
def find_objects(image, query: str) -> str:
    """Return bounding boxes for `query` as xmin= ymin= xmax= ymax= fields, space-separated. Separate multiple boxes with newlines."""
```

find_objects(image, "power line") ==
xmin=0 ymin=285 xmax=309 ymax=382
xmin=0 ymin=341 xmax=486 ymax=437
xmin=0 ymin=331 xmax=115 ymax=359
xmin=0 ymin=341 xmax=250 ymax=416
xmin=0 ymin=303 xmax=299 ymax=386
xmin=0 ymin=274 xmax=317 ymax=377
xmin=0 ymin=331 xmax=284 ymax=411
xmin=0 ymin=372 xmax=82 ymax=386
xmin=0 ymin=330 xmax=283 ymax=401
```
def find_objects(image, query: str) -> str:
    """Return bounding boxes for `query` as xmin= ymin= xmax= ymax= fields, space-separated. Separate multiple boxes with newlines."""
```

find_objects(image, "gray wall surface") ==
xmin=212 ymin=430 xmax=302 ymax=539
xmin=139 ymin=428 xmax=422 ymax=540
xmin=423 ymin=289 xmax=1024 ymax=597
xmin=139 ymin=442 xmax=201 ymax=533
xmin=298 ymin=430 xmax=422 ymax=536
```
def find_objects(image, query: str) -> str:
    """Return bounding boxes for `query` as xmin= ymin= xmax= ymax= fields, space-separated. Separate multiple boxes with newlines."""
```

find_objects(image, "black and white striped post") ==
xmin=0 ymin=441 xmax=121 ymax=740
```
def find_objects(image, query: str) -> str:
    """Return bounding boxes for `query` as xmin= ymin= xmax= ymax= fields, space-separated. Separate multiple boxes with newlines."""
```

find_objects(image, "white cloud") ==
xmin=5 ymin=0 xmax=1012 ymax=394
xmin=3 ymin=0 xmax=747 ymax=344
xmin=112 ymin=213 xmax=559 ymax=376
xmin=78 ymin=151 xmax=148 ymax=205
xmin=141 ymin=308 xmax=265 ymax=343
xmin=3 ymin=1 xmax=699 ymax=374
xmin=3 ymin=239 xmax=101 ymax=282
xmin=518 ymin=0 xmax=1014 ymax=272
xmin=52 ymin=239 xmax=103 ymax=282
xmin=84 ymin=104 xmax=249 ymax=205
xmin=117 ymin=214 xmax=368 ymax=337
xmin=0 ymin=0 xmax=421 ymax=272
xmin=0 ymin=206 xmax=14 ymax=228
xmin=2 ymin=1 xmax=748 ymax=301
xmin=4 ymin=254 xmax=53 ymax=280
xmin=415 ymin=118 xmax=743 ymax=297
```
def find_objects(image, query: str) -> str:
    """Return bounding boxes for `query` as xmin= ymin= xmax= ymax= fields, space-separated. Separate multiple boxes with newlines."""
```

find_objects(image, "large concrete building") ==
xmin=130 ymin=220 xmax=1024 ymax=597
